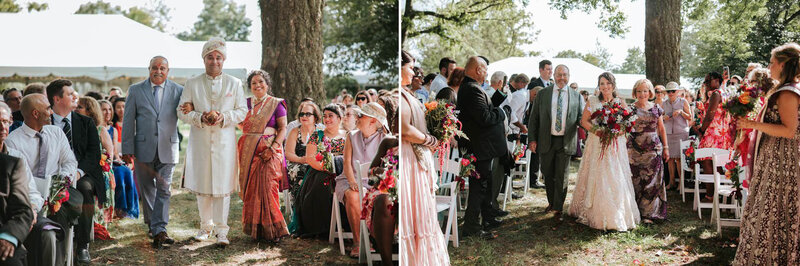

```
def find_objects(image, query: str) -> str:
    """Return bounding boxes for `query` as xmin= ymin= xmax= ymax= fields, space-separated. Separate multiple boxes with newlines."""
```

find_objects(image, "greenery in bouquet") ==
xmin=424 ymin=100 xmax=467 ymax=143
xmin=455 ymin=154 xmax=478 ymax=190
xmin=590 ymin=101 xmax=637 ymax=158
xmin=42 ymin=174 xmax=71 ymax=216
xmin=363 ymin=148 xmax=399 ymax=219
xmin=513 ymin=144 xmax=527 ymax=162
xmin=313 ymin=131 xmax=336 ymax=185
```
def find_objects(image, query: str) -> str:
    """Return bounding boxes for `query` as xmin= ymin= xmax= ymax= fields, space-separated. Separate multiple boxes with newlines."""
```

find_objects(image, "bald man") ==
xmin=456 ymin=56 xmax=508 ymax=239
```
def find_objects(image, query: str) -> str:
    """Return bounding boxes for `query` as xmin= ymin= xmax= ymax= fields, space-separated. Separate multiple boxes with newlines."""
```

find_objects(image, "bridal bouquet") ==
xmin=590 ymin=101 xmax=637 ymax=158
xmin=42 ymin=174 xmax=71 ymax=216
xmin=424 ymin=100 xmax=468 ymax=168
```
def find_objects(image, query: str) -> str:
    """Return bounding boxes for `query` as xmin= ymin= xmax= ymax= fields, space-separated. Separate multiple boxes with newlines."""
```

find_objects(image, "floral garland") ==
xmin=42 ymin=174 xmax=71 ymax=216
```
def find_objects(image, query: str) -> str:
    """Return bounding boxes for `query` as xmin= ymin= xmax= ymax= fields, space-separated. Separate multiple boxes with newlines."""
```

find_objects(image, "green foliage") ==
xmin=615 ymin=47 xmax=646 ymax=74
xmin=177 ymin=0 xmax=251 ymax=41
xmin=402 ymin=0 xmax=515 ymax=42
xmin=406 ymin=1 xmax=537 ymax=75
xmin=747 ymin=0 xmax=800 ymax=64
xmin=26 ymin=2 xmax=47 ymax=12
xmin=323 ymin=74 xmax=361 ymax=100
xmin=0 ymin=0 xmax=20 ymax=12
xmin=324 ymin=0 xmax=398 ymax=85
xmin=75 ymin=0 xmax=170 ymax=32
xmin=548 ymin=0 xmax=629 ymax=37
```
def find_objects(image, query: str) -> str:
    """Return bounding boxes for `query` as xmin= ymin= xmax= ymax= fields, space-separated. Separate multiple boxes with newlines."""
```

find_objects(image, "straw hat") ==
xmin=353 ymin=102 xmax=388 ymax=131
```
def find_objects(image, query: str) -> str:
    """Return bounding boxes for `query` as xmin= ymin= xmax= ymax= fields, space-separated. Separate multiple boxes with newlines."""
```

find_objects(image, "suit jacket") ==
xmin=122 ymin=78 xmax=184 ymax=164
xmin=490 ymin=90 xmax=507 ymax=108
xmin=457 ymin=76 xmax=508 ymax=161
xmin=527 ymin=76 xmax=553 ymax=90
xmin=527 ymin=84 xmax=583 ymax=155
xmin=52 ymin=112 xmax=104 ymax=203
xmin=0 ymin=154 xmax=33 ymax=244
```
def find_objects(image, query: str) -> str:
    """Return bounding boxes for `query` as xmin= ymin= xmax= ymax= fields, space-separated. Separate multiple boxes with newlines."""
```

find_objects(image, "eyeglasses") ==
xmin=356 ymin=97 xmax=367 ymax=101
xmin=298 ymin=112 xmax=314 ymax=117
xmin=369 ymin=92 xmax=377 ymax=96
xmin=0 ymin=119 xmax=11 ymax=126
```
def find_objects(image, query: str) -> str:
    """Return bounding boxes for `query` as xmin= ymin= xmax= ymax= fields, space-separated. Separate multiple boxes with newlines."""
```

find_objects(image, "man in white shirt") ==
xmin=429 ymin=57 xmax=456 ymax=95
xmin=508 ymin=74 xmax=530 ymax=138
xmin=6 ymin=95 xmax=77 ymax=266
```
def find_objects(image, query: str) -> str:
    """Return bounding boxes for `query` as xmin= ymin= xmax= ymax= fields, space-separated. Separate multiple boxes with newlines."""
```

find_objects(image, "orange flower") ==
xmin=738 ymin=94 xmax=751 ymax=105
xmin=424 ymin=101 xmax=438 ymax=111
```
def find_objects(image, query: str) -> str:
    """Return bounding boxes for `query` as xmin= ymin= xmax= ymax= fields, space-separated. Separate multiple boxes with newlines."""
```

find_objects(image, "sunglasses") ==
xmin=667 ymin=90 xmax=677 ymax=94
xmin=298 ymin=112 xmax=314 ymax=117
xmin=356 ymin=97 xmax=367 ymax=101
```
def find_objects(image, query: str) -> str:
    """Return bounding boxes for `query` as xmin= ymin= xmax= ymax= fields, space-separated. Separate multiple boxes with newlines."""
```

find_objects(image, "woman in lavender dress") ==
xmin=627 ymin=79 xmax=669 ymax=223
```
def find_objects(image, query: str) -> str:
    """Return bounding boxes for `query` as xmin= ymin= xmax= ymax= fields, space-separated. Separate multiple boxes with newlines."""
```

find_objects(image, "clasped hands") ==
xmin=180 ymin=102 xmax=223 ymax=126
xmin=258 ymin=142 xmax=282 ymax=161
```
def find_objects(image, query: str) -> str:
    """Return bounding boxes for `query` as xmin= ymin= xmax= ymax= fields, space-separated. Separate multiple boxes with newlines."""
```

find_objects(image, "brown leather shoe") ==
xmin=153 ymin=232 xmax=175 ymax=249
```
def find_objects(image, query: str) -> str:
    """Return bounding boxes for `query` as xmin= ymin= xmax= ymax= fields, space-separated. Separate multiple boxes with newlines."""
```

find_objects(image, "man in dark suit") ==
xmin=457 ymin=56 xmax=507 ymax=239
xmin=525 ymin=59 xmax=553 ymax=188
xmin=0 ymin=101 xmax=35 ymax=266
xmin=46 ymin=79 xmax=102 ymax=263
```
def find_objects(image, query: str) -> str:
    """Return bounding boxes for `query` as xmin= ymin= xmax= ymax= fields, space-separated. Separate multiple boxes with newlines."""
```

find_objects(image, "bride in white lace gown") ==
xmin=568 ymin=72 xmax=640 ymax=231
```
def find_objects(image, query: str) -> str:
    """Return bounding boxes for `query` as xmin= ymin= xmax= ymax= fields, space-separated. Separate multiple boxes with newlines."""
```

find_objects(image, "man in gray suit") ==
xmin=527 ymin=64 xmax=583 ymax=221
xmin=121 ymin=56 xmax=184 ymax=248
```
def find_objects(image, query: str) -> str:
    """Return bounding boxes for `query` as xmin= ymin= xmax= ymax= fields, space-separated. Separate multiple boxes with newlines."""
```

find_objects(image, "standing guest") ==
xmin=527 ymin=60 xmax=553 ymax=90
xmin=527 ymin=65 xmax=583 ymax=221
xmin=568 ymin=72 xmax=639 ymax=231
xmin=285 ymin=102 xmax=321 ymax=206
xmin=411 ymin=67 xmax=429 ymax=103
xmin=236 ymin=70 xmax=289 ymax=242
xmin=569 ymin=82 xmax=579 ymax=91
xmin=76 ymin=97 xmax=116 ymax=227
xmin=108 ymin=87 xmax=123 ymax=99
xmin=46 ymin=79 xmax=103 ymax=263
xmin=662 ymin=82 xmax=692 ymax=190
xmin=334 ymin=89 xmax=347 ymax=104
xmin=342 ymin=105 xmax=358 ymax=132
xmin=734 ymin=42 xmax=800 ymax=265
xmin=430 ymin=57 xmax=457 ymax=95
xmin=342 ymin=94 xmax=354 ymax=106
xmin=339 ymin=102 xmax=387 ymax=257
xmin=84 ymin=91 xmax=104 ymax=101
xmin=525 ymin=86 xmax=545 ymax=189
xmin=378 ymin=93 xmax=398 ymax=135
xmin=178 ymin=38 xmax=248 ymax=246
xmin=422 ymin=73 xmax=437 ymax=100
xmin=458 ymin=56 xmax=506 ymax=239
xmin=744 ymin=62 xmax=763 ymax=80
xmin=122 ymin=56 xmax=182 ymax=247
xmin=697 ymin=72 xmax=733 ymax=202
xmin=509 ymin=74 xmax=530 ymax=141
xmin=653 ymin=85 xmax=667 ymax=107
xmin=729 ymin=75 xmax=743 ymax=88
xmin=399 ymin=50 xmax=449 ymax=265
xmin=435 ymin=87 xmax=457 ymax=105
xmin=3 ymin=88 xmax=22 ymax=122
xmin=355 ymin=91 xmax=371 ymax=108
xmin=446 ymin=67 xmax=466 ymax=98
xmin=22 ymin=83 xmax=45 ymax=97
xmin=101 ymin=99 xmax=137 ymax=219
xmin=368 ymin=88 xmax=379 ymax=102
xmin=627 ymin=79 xmax=669 ymax=224
xmin=291 ymin=104 xmax=346 ymax=237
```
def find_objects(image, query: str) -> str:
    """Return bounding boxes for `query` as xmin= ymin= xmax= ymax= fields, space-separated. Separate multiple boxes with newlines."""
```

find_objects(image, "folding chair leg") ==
xmin=680 ymin=169 xmax=686 ymax=202
xmin=335 ymin=203 xmax=346 ymax=255
xmin=329 ymin=205 xmax=336 ymax=244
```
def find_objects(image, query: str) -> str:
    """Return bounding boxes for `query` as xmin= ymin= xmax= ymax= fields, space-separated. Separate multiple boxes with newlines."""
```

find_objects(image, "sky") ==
xmin=16 ymin=0 xmax=264 ymax=42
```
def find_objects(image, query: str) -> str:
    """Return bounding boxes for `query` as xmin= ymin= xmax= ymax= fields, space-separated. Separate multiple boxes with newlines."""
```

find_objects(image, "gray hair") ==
xmin=149 ymin=56 xmax=169 ymax=67
xmin=490 ymin=71 xmax=506 ymax=84
xmin=555 ymin=64 xmax=570 ymax=74
xmin=0 ymin=101 xmax=9 ymax=115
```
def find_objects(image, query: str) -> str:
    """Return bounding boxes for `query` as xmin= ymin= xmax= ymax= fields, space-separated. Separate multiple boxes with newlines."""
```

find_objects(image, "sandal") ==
xmin=349 ymin=248 xmax=359 ymax=258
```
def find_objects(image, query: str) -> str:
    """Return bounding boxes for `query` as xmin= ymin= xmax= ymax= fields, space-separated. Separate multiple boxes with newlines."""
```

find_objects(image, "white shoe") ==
xmin=193 ymin=230 xmax=211 ymax=241
xmin=216 ymin=234 xmax=230 ymax=246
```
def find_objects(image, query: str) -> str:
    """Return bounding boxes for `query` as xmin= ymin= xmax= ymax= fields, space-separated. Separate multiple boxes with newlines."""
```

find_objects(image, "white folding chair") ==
xmin=679 ymin=139 xmax=699 ymax=202
xmin=329 ymin=168 xmax=354 ymax=255
xmin=282 ymin=189 xmax=293 ymax=220
xmin=502 ymin=150 xmax=531 ymax=210
xmin=693 ymin=148 xmax=733 ymax=219
xmin=711 ymin=153 xmax=746 ymax=236
xmin=434 ymin=158 xmax=461 ymax=248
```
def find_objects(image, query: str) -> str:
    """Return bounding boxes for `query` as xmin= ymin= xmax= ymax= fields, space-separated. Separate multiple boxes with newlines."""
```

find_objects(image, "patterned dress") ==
xmin=290 ymin=130 xmax=345 ymax=237
xmin=734 ymin=85 xmax=800 ymax=265
xmin=627 ymin=104 xmax=667 ymax=220
xmin=698 ymin=90 xmax=733 ymax=150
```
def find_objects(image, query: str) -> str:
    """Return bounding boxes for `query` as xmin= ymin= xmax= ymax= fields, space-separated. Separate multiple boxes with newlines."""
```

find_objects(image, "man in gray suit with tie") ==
xmin=527 ymin=64 xmax=583 ymax=221
xmin=121 ymin=56 xmax=184 ymax=248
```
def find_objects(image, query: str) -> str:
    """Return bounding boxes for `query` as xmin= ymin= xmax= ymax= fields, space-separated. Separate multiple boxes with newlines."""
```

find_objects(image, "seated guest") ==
xmin=76 ymin=97 xmax=116 ymax=228
xmin=342 ymin=105 xmax=358 ymax=132
xmin=283 ymin=98 xmax=316 ymax=141
xmin=7 ymin=95 xmax=78 ymax=266
xmin=100 ymin=99 xmax=138 ymax=219
xmin=46 ymin=79 xmax=103 ymax=263
xmin=3 ymin=88 xmax=22 ymax=122
xmin=290 ymin=104 xmax=347 ymax=237
xmin=285 ymin=102 xmax=322 ymax=205
xmin=0 ymin=148 xmax=34 ymax=265
xmin=340 ymin=102 xmax=388 ymax=257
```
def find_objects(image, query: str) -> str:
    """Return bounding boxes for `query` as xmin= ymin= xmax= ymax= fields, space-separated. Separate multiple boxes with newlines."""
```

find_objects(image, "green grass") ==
xmin=90 ymin=124 xmax=359 ymax=265
xmin=449 ymin=161 xmax=739 ymax=265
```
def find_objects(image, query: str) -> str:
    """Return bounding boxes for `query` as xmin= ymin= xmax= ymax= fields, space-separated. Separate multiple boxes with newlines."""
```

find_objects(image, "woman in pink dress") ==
xmin=399 ymin=50 xmax=450 ymax=265
xmin=697 ymin=72 xmax=733 ymax=201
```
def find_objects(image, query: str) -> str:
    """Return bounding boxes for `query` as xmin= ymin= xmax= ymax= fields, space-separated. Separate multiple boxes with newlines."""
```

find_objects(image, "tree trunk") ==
xmin=645 ymin=0 xmax=681 ymax=86
xmin=260 ymin=0 xmax=325 ymax=118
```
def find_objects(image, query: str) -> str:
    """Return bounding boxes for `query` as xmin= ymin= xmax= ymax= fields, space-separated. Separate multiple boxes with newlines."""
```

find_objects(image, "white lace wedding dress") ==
xmin=568 ymin=96 xmax=640 ymax=231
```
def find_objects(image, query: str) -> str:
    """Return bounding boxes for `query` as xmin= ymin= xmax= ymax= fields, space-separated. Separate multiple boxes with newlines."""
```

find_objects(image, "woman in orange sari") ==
xmin=237 ymin=70 xmax=289 ymax=242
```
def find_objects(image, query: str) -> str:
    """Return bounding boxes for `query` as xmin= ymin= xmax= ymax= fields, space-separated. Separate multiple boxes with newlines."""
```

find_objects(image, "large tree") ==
xmin=260 ymin=0 xmax=325 ymax=117
xmin=178 ymin=0 xmax=251 ymax=41
xmin=324 ymin=0 xmax=398 ymax=84
xmin=402 ymin=0 xmax=512 ymax=44
xmin=75 ymin=0 xmax=169 ymax=32
xmin=615 ymin=47 xmax=646 ymax=74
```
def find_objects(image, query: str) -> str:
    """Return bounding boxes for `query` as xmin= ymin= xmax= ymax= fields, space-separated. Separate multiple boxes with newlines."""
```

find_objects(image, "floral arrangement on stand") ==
xmin=590 ymin=101 xmax=637 ymax=158
xmin=513 ymin=144 xmax=527 ymax=162
xmin=455 ymin=154 xmax=478 ymax=190
xmin=424 ymin=100 xmax=467 ymax=169
xmin=683 ymin=136 xmax=698 ymax=169
xmin=42 ymin=174 xmax=71 ymax=216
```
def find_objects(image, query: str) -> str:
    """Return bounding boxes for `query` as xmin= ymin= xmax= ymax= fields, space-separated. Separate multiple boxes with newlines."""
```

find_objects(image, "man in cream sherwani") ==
xmin=178 ymin=37 xmax=247 ymax=246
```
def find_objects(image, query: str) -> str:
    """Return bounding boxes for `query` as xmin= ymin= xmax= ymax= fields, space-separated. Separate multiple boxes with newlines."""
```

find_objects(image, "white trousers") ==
xmin=196 ymin=195 xmax=230 ymax=236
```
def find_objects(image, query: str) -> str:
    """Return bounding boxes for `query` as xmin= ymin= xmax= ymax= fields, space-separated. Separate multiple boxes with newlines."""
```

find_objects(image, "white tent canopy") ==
xmin=0 ymin=13 xmax=261 ymax=82
xmin=488 ymin=57 xmax=692 ymax=98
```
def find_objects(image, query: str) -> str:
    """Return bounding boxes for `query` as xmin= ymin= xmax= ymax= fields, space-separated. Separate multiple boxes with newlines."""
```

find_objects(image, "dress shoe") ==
xmin=463 ymin=230 xmax=497 ymax=240
xmin=530 ymin=181 xmax=545 ymax=188
xmin=542 ymin=205 xmax=553 ymax=213
xmin=482 ymin=218 xmax=503 ymax=230
xmin=216 ymin=234 xmax=230 ymax=246
xmin=495 ymin=209 xmax=509 ymax=217
xmin=554 ymin=211 xmax=564 ymax=222
xmin=511 ymin=193 xmax=523 ymax=199
xmin=153 ymin=232 xmax=175 ymax=249
xmin=76 ymin=248 xmax=91 ymax=264
xmin=193 ymin=230 xmax=211 ymax=241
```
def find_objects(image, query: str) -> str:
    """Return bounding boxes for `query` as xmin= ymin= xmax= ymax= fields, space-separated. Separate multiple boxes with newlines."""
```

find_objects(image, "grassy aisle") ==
xmin=91 ymin=125 xmax=358 ymax=265
xmin=449 ymin=161 xmax=740 ymax=265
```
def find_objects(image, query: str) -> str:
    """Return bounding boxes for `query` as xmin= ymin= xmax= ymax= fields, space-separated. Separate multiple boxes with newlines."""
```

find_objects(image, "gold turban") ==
xmin=201 ymin=37 xmax=227 ymax=59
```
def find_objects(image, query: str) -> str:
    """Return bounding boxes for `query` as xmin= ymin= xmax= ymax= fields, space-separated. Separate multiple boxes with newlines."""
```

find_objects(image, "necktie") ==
xmin=523 ymin=102 xmax=532 ymax=125
xmin=62 ymin=117 xmax=72 ymax=149
xmin=556 ymin=88 xmax=563 ymax=132
xmin=34 ymin=132 xmax=48 ymax=178
xmin=153 ymin=85 xmax=162 ymax=110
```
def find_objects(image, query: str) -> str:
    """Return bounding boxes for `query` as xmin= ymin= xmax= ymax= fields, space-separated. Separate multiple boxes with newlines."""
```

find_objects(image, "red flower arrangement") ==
xmin=590 ymin=101 xmax=637 ymax=158
xmin=362 ymin=148 xmax=399 ymax=228
xmin=724 ymin=154 xmax=745 ymax=204
xmin=42 ymin=174 xmax=71 ymax=216
xmin=455 ymin=154 xmax=478 ymax=190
